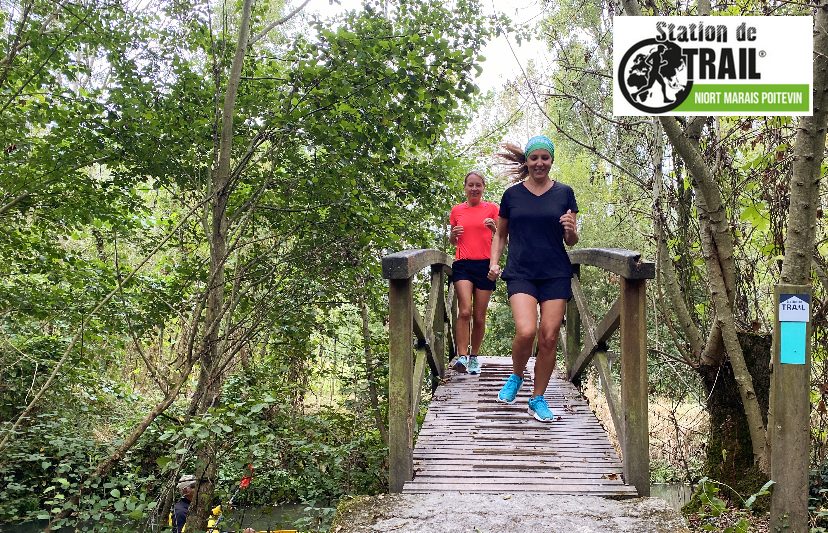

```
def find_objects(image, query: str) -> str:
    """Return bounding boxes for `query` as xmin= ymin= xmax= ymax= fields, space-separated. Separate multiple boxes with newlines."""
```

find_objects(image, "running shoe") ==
xmin=528 ymin=395 xmax=554 ymax=422
xmin=452 ymin=355 xmax=468 ymax=373
xmin=466 ymin=356 xmax=481 ymax=375
xmin=496 ymin=373 xmax=523 ymax=404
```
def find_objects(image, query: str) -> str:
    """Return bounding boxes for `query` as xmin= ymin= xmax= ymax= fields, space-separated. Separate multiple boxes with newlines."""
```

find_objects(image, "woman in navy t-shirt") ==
xmin=487 ymin=135 xmax=579 ymax=422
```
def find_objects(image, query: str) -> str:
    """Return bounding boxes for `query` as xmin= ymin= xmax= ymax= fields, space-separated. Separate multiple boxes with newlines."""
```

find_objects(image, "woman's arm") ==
xmin=488 ymin=217 xmax=509 ymax=280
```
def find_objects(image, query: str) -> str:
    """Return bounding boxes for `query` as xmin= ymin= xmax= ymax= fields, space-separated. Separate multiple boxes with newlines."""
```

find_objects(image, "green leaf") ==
xmin=744 ymin=480 xmax=775 ymax=509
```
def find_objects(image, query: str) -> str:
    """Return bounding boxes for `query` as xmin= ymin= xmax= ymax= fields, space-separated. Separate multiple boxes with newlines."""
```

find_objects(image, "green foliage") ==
xmin=809 ymin=460 xmax=828 ymax=530
xmin=684 ymin=477 xmax=773 ymax=532
xmin=0 ymin=411 xmax=157 ymax=531
xmin=1 ymin=0 xmax=499 ymax=528
xmin=651 ymin=459 xmax=685 ymax=484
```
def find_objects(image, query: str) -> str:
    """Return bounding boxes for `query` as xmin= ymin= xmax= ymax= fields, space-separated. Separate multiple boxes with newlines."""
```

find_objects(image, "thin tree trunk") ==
xmin=781 ymin=5 xmax=828 ymax=284
xmin=650 ymin=118 xmax=705 ymax=362
xmin=360 ymin=293 xmax=388 ymax=446
xmin=186 ymin=0 xmax=253 ymax=528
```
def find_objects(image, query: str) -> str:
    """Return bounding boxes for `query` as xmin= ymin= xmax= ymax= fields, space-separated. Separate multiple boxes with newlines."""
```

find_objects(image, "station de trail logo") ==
xmin=613 ymin=17 xmax=812 ymax=116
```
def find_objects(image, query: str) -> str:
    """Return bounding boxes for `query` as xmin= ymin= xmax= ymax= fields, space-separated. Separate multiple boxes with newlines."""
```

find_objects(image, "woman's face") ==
xmin=527 ymin=149 xmax=553 ymax=180
xmin=464 ymin=173 xmax=485 ymax=204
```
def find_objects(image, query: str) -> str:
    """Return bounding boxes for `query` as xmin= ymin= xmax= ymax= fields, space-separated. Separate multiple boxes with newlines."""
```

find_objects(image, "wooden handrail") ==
xmin=568 ymin=248 xmax=655 ymax=279
xmin=383 ymin=249 xmax=455 ymax=493
xmin=565 ymin=248 xmax=655 ymax=497
xmin=382 ymin=249 xmax=453 ymax=279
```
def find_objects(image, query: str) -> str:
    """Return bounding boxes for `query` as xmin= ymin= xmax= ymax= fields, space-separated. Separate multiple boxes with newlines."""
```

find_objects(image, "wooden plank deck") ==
xmin=404 ymin=356 xmax=638 ymax=497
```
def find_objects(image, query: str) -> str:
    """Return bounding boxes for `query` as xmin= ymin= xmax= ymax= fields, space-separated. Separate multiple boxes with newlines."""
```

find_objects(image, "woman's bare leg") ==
xmin=532 ymin=299 xmax=566 ymax=396
xmin=454 ymin=280 xmax=474 ymax=356
xmin=508 ymin=293 xmax=539 ymax=375
xmin=470 ymin=288 xmax=493 ymax=355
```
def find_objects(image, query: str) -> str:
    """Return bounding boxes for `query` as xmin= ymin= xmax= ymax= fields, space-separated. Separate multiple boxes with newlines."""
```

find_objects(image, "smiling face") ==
xmin=526 ymin=149 xmax=553 ymax=181
xmin=464 ymin=172 xmax=485 ymax=205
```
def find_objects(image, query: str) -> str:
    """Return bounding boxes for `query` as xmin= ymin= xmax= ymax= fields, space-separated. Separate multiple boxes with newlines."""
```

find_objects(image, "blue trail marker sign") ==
xmin=779 ymin=293 xmax=809 ymax=365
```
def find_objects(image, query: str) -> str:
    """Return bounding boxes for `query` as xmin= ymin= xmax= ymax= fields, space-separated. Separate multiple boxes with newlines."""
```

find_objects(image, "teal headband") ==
xmin=524 ymin=135 xmax=555 ymax=159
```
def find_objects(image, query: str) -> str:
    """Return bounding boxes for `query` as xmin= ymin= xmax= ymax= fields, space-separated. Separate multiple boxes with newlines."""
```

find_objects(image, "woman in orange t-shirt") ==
xmin=448 ymin=171 xmax=499 ymax=375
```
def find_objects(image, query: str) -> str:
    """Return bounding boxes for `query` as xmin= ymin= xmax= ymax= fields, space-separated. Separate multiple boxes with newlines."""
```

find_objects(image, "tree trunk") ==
xmin=698 ymin=332 xmax=770 ymax=504
xmin=186 ymin=0 xmax=253 ymax=528
xmin=781 ymin=0 xmax=828 ymax=285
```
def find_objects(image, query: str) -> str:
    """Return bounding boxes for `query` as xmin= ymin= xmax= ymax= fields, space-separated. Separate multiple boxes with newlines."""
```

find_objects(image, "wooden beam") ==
xmin=383 ymin=249 xmax=453 ymax=280
xmin=568 ymin=248 xmax=655 ymax=280
xmin=412 ymin=349 xmax=427 ymax=417
xmin=565 ymin=267 xmax=582 ymax=380
xmin=445 ymin=283 xmax=457 ymax=361
xmin=568 ymin=279 xmax=621 ymax=382
xmin=413 ymin=306 xmax=428 ymax=347
xmin=425 ymin=271 xmax=438 ymax=333
xmin=388 ymin=278 xmax=413 ymax=492
xmin=430 ymin=265 xmax=447 ymax=380
xmin=620 ymin=277 xmax=649 ymax=497
xmin=594 ymin=350 xmax=624 ymax=444
xmin=413 ymin=306 xmax=440 ymax=385
xmin=770 ymin=284 xmax=811 ymax=531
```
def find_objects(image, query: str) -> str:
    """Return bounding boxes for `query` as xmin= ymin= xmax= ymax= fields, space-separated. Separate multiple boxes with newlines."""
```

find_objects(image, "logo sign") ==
xmin=779 ymin=293 xmax=810 ymax=323
xmin=613 ymin=16 xmax=812 ymax=116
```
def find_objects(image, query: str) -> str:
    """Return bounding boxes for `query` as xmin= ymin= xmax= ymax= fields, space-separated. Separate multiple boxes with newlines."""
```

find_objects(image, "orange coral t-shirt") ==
xmin=449 ymin=201 xmax=499 ymax=260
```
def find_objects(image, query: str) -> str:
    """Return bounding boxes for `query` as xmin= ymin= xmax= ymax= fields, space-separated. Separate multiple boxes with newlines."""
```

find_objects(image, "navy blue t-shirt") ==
xmin=498 ymin=181 xmax=579 ymax=280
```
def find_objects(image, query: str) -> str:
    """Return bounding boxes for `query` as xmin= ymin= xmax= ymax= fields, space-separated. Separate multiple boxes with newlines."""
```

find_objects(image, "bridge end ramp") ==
xmin=331 ymin=492 xmax=688 ymax=532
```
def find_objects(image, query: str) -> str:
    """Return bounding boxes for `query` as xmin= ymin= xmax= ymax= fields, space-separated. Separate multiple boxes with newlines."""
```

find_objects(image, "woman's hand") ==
xmin=560 ymin=209 xmax=578 ymax=245
xmin=449 ymin=225 xmax=463 ymax=244
xmin=483 ymin=218 xmax=496 ymax=233
xmin=488 ymin=263 xmax=501 ymax=281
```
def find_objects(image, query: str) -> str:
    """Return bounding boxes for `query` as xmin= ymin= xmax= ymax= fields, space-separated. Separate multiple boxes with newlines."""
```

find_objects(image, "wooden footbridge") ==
xmin=382 ymin=248 xmax=655 ymax=498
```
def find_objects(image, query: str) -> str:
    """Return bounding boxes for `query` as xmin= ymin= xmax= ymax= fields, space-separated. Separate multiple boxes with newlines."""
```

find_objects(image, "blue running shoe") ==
xmin=466 ymin=356 xmax=481 ymax=375
xmin=452 ymin=355 xmax=468 ymax=373
xmin=497 ymin=374 xmax=523 ymax=404
xmin=528 ymin=395 xmax=554 ymax=422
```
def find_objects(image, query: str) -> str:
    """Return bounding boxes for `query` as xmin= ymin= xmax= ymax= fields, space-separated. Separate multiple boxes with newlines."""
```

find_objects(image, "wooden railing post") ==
xmin=620 ymin=276 xmax=649 ymax=497
xmin=430 ymin=265 xmax=447 ymax=381
xmin=384 ymin=249 xmax=453 ymax=493
xmin=770 ymin=284 xmax=811 ymax=531
xmin=388 ymin=277 xmax=413 ymax=493
xmin=566 ymin=265 xmax=582 ymax=383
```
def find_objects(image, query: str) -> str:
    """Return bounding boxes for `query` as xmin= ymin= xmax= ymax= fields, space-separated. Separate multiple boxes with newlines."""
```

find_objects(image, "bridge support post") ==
xmin=566 ymin=266 xmax=582 ymax=383
xmin=620 ymin=277 xmax=649 ymax=497
xmin=389 ymin=277 xmax=413 ymax=492
xmin=430 ymin=265 xmax=447 ymax=383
